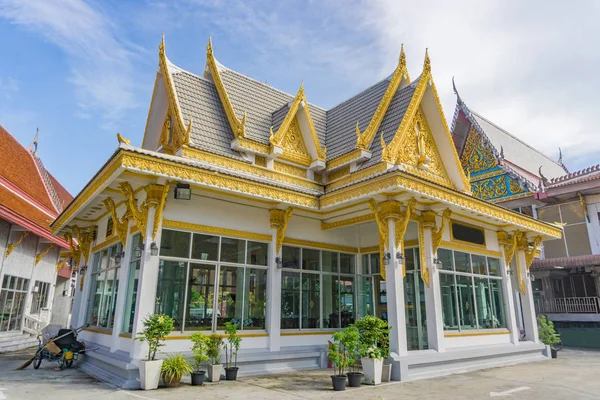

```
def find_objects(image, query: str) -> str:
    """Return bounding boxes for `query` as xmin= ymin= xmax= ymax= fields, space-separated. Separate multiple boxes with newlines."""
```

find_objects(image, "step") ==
xmin=0 ymin=331 xmax=27 ymax=340
xmin=0 ymin=336 xmax=38 ymax=353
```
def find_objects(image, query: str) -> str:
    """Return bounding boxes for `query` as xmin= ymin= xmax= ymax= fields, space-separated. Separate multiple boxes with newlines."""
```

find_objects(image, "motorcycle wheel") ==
xmin=33 ymin=352 xmax=43 ymax=369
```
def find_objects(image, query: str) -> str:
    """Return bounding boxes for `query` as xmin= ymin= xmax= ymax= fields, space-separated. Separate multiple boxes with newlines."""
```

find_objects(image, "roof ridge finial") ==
xmin=452 ymin=76 xmax=462 ymax=104
xmin=423 ymin=48 xmax=431 ymax=75
xmin=399 ymin=43 xmax=406 ymax=67
xmin=558 ymin=147 xmax=570 ymax=174
xmin=31 ymin=127 xmax=39 ymax=154
xmin=207 ymin=36 xmax=213 ymax=56
xmin=159 ymin=33 xmax=165 ymax=56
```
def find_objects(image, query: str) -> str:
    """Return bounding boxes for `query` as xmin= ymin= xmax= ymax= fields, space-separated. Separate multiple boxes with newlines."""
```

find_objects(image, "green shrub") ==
xmin=190 ymin=332 xmax=210 ymax=371
xmin=224 ymin=321 xmax=242 ymax=368
xmin=353 ymin=315 xmax=391 ymax=359
xmin=538 ymin=315 xmax=560 ymax=348
xmin=161 ymin=353 xmax=193 ymax=383
xmin=134 ymin=314 xmax=174 ymax=361
xmin=207 ymin=334 xmax=223 ymax=365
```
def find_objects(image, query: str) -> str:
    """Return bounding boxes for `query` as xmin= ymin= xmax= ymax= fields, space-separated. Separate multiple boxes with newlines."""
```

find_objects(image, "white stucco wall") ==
xmin=444 ymin=333 xmax=512 ymax=348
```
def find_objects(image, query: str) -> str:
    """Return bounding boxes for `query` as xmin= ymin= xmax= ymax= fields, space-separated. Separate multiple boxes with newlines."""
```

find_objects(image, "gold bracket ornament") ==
xmin=103 ymin=197 xmax=131 ymax=246
xmin=500 ymin=231 xmax=520 ymax=268
xmin=429 ymin=209 xmax=452 ymax=255
xmin=56 ymin=259 xmax=67 ymax=272
xmin=72 ymin=225 xmax=97 ymax=265
xmin=64 ymin=231 xmax=80 ymax=264
xmin=417 ymin=219 xmax=429 ymax=287
xmin=5 ymin=231 xmax=29 ymax=258
xmin=119 ymin=182 xmax=171 ymax=241
xmin=515 ymin=232 xmax=530 ymax=295
xmin=524 ymin=236 xmax=543 ymax=270
xmin=270 ymin=208 xmax=293 ymax=254
xmin=35 ymin=243 xmax=55 ymax=266
xmin=369 ymin=199 xmax=389 ymax=280
xmin=396 ymin=198 xmax=417 ymax=278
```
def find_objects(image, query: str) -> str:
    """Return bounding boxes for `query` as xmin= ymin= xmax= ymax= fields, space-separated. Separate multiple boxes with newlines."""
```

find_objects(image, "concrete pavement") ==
xmin=1 ymin=347 xmax=599 ymax=399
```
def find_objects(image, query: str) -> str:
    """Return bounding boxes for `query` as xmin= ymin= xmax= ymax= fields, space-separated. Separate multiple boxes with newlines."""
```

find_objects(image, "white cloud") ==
xmin=0 ymin=0 xmax=140 ymax=122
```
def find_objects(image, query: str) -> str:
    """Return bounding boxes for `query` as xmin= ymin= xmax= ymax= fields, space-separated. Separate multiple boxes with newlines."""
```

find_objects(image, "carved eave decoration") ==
xmin=205 ymin=37 xmax=247 ymax=140
xmin=71 ymin=225 xmax=97 ymax=265
xmin=369 ymin=199 xmax=389 ymax=280
xmin=270 ymin=208 xmax=293 ymax=253
xmin=158 ymin=35 xmax=191 ymax=154
xmin=269 ymin=83 xmax=327 ymax=169
xmin=380 ymin=50 xmax=470 ymax=192
xmin=119 ymin=181 xmax=171 ymax=241
xmin=35 ymin=243 xmax=55 ymax=266
xmin=356 ymin=44 xmax=410 ymax=152
xmin=103 ymin=197 xmax=131 ymax=246
xmin=5 ymin=231 xmax=30 ymax=258
xmin=395 ymin=198 xmax=416 ymax=278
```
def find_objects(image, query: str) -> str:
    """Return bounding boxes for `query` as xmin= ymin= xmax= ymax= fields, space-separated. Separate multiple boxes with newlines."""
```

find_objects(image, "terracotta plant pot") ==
xmin=331 ymin=375 xmax=347 ymax=391
xmin=162 ymin=373 xmax=182 ymax=388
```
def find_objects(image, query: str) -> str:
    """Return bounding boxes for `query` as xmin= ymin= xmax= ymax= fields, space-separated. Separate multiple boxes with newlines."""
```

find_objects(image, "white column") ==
xmin=110 ymin=226 xmax=133 ymax=352
xmin=497 ymin=233 xmax=520 ymax=345
xmin=266 ymin=230 xmax=281 ymax=352
xmin=73 ymin=254 xmax=93 ymax=329
xmin=422 ymin=227 xmax=445 ymax=352
xmin=386 ymin=218 xmax=407 ymax=358
xmin=131 ymin=207 xmax=162 ymax=360
xmin=517 ymin=249 xmax=539 ymax=343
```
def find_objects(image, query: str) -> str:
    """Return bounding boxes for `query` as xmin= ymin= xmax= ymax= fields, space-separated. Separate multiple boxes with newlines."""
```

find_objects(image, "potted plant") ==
xmin=340 ymin=326 xmax=362 ymax=387
xmin=190 ymin=332 xmax=210 ymax=386
xmin=354 ymin=315 xmax=388 ymax=385
xmin=135 ymin=314 xmax=174 ymax=390
xmin=328 ymin=333 xmax=350 ymax=391
xmin=539 ymin=315 xmax=562 ymax=358
xmin=161 ymin=353 xmax=193 ymax=387
xmin=223 ymin=321 xmax=242 ymax=380
xmin=206 ymin=333 xmax=223 ymax=382
xmin=380 ymin=323 xmax=392 ymax=382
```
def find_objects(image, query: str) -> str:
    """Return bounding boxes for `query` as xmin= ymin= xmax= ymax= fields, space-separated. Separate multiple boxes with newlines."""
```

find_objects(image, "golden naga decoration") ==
xmin=64 ymin=231 xmax=80 ymax=265
xmin=499 ymin=230 xmax=520 ymax=268
xmin=158 ymin=34 xmax=190 ymax=154
xmin=5 ymin=231 xmax=29 ymax=258
xmin=103 ymin=197 xmax=131 ymax=246
xmin=270 ymin=208 xmax=293 ymax=253
xmin=206 ymin=37 xmax=246 ymax=139
xmin=369 ymin=199 xmax=389 ymax=280
xmin=119 ymin=181 xmax=171 ymax=241
xmin=515 ymin=232 xmax=533 ymax=294
xmin=395 ymin=198 xmax=417 ymax=278
xmin=430 ymin=209 xmax=452 ymax=255
xmin=417 ymin=219 xmax=429 ymax=287
xmin=524 ymin=235 xmax=543 ymax=270
xmin=116 ymin=132 xmax=131 ymax=145
xmin=269 ymin=83 xmax=326 ymax=162
xmin=35 ymin=243 xmax=55 ymax=266
xmin=72 ymin=225 xmax=97 ymax=265
xmin=356 ymin=44 xmax=410 ymax=151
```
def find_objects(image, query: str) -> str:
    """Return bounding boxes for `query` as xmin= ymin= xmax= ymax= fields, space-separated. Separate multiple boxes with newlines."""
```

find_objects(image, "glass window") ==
xmin=281 ymin=271 xmax=300 ymax=329
xmin=405 ymin=248 xmax=416 ymax=272
xmin=544 ymin=238 xmax=567 ymax=259
xmin=357 ymin=275 xmax=373 ymax=319
xmin=564 ymin=224 xmax=591 ymax=256
xmin=454 ymin=251 xmax=471 ymax=273
xmin=302 ymin=248 xmax=320 ymax=271
xmin=438 ymin=248 xmax=453 ymax=271
xmin=474 ymin=277 xmax=492 ymax=328
xmin=322 ymin=273 xmax=339 ymax=328
xmin=489 ymin=279 xmax=506 ymax=328
xmin=247 ymin=241 xmax=268 ymax=266
xmin=322 ymin=251 xmax=338 ymax=273
xmin=31 ymin=281 xmax=51 ymax=314
xmin=338 ymin=276 xmax=355 ymax=328
xmin=192 ymin=234 xmax=219 ymax=261
xmin=243 ymin=268 xmax=267 ymax=330
xmin=456 ymin=275 xmax=476 ymax=329
xmin=370 ymin=254 xmax=380 ymax=275
xmin=161 ymin=229 xmax=191 ymax=258
xmin=560 ymin=202 xmax=586 ymax=224
xmin=451 ymin=222 xmax=485 ymax=245
xmin=537 ymin=205 xmax=560 ymax=223
xmin=282 ymin=246 xmax=300 ymax=269
xmin=471 ymin=255 xmax=487 ymax=275
xmin=186 ymin=264 xmax=216 ymax=331
xmin=340 ymin=254 xmax=356 ymax=274
xmin=301 ymin=274 xmax=320 ymax=329
xmin=155 ymin=260 xmax=186 ymax=330
xmin=87 ymin=243 xmax=122 ymax=330
xmin=440 ymin=273 xmax=458 ymax=330
xmin=123 ymin=234 xmax=142 ymax=333
xmin=216 ymin=266 xmax=244 ymax=329
xmin=220 ymin=237 xmax=245 ymax=264
xmin=487 ymin=258 xmax=501 ymax=277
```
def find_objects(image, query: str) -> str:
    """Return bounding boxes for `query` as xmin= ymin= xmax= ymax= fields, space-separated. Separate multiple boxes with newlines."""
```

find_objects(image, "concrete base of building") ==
xmin=80 ymin=341 xmax=548 ymax=389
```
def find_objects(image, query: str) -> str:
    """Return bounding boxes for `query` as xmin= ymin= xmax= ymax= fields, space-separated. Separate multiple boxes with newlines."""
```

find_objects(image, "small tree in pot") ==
xmin=539 ymin=315 xmax=562 ymax=358
xmin=380 ymin=323 xmax=392 ymax=382
xmin=328 ymin=333 xmax=351 ymax=391
xmin=206 ymin=334 xmax=223 ymax=382
xmin=355 ymin=315 xmax=388 ymax=385
xmin=223 ymin=321 xmax=242 ymax=380
xmin=339 ymin=326 xmax=362 ymax=387
xmin=190 ymin=333 xmax=210 ymax=386
xmin=135 ymin=314 xmax=174 ymax=390
xmin=161 ymin=353 xmax=193 ymax=387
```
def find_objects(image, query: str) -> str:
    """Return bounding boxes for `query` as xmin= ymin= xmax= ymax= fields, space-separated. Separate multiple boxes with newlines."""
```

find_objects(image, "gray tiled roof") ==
xmin=168 ymin=59 xmax=415 ymax=165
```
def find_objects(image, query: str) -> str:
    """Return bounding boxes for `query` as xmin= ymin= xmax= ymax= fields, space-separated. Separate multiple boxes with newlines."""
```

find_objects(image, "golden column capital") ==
xmin=378 ymin=200 xmax=403 ymax=221
xmin=497 ymin=231 xmax=509 ymax=246
xmin=270 ymin=207 xmax=293 ymax=253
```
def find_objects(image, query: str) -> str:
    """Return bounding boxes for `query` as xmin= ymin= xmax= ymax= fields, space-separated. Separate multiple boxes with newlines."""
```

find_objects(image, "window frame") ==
xmin=86 ymin=242 xmax=123 ymax=330
xmin=157 ymin=228 xmax=270 ymax=333
xmin=30 ymin=280 xmax=51 ymax=314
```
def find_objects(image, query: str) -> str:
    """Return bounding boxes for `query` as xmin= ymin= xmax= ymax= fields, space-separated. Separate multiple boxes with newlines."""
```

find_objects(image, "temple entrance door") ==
xmin=404 ymin=248 xmax=428 ymax=351
xmin=0 ymin=275 xmax=30 ymax=332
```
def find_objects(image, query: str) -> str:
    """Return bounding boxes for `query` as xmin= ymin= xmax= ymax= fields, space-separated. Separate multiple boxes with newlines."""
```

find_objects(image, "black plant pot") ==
xmin=225 ymin=367 xmax=239 ymax=381
xmin=331 ymin=375 xmax=347 ymax=391
xmin=551 ymin=349 xmax=558 ymax=359
xmin=191 ymin=370 xmax=206 ymax=386
xmin=347 ymin=372 xmax=363 ymax=387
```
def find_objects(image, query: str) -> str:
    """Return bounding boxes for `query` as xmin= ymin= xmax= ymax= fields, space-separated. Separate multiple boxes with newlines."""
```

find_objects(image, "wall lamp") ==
xmin=134 ymin=244 xmax=143 ymax=259
xmin=114 ymin=251 xmax=125 ymax=265
xmin=395 ymin=252 xmax=405 ymax=263
xmin=174 ymin=183 xmax=192 ymax=200
xmin=275 ymin=256 xmax=283 ymax=269
xmin=382 ymin=252 xmax=391 ymax=266
xmin=150 ymin=242 xmax=159 ymax=256
xmin=433 ymin=258 xmax=443 ymax=268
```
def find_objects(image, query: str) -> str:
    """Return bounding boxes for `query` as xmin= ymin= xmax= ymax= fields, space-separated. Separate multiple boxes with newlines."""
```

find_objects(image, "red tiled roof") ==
xmin=531 ymin=254 xmax=600 ymax=270
xmin=48 ymin=172 xmax=73 ymax=209
xmin=546 ymin=164 xmax=600 ymax=189
xmin=0 ymin=186 xmax=54 ymax=228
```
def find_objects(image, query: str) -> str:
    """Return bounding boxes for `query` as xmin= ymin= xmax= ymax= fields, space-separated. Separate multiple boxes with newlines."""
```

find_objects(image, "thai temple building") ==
xmin=53 ymin=38 xmax=563 ymax=388
xmin=0 ymin=126 xmax=74 ymax=352
xmin=451 ymin=86 xmax=600 ymax=349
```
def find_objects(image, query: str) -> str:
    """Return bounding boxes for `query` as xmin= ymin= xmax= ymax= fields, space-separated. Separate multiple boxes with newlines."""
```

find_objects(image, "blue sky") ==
xmin=1 ymin=0 xmax=599 ymax=195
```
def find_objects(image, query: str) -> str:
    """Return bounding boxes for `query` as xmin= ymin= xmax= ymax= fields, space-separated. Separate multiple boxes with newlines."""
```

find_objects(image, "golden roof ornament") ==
xmin=423 ymin=48 xmax=431 ymax=75
xmin=117 ymin=132 xmax=130 ymax=145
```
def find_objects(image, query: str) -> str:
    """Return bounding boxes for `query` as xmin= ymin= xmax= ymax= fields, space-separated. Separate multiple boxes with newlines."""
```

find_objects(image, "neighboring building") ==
xmin=53 ymin=38 xmax=562 ymax=388
xmin=450 ymin=85 xmax=600 ymax=349
xmin=0 ymin=126 xmax=74 ymax=352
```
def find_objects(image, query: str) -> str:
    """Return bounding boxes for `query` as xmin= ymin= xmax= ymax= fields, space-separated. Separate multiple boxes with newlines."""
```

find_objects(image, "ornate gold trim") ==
xmin=271 ymin=208 xmax=293 ymax=253
xmin=439 ymin=240 xmax=502 ymax=258
xmin=34 ymin=243 xmax=55 ymax=266
xmin=524 ymin=236 xmax=542 ymax=270
xmin=444 ymin=330 xmax=509 ymax=338
xmin=321 ymin=214 xmax=374 ymax=231
xmin=359 ymin=246 xmax=379 ymax=254
xmin=163 ymin=220 xmax=271 ymax=242
xmin=326 ymin=163 xmax=387 ymax=192
xmin=103 ymin=197 xmax=130 ymax=247
xmin=234 ymin=137 xmax=270 ymax=154
xmin=91 ymin=235 xmax=121 ymax=253
xmin=417 ymin=218 xmax=429 ymax=286
xmin=282 ymin=238 xmax=357 ymax=254
xmin=325 ymin=149 xmax=367 ymax=172
xmin=369 ymin=199 xmax=389 ymax=280
xmin=5 ymin=231 xmax=29 ymax=258
xmin=449 ymin=220 xmax=487 ymax=248
xmin=274 ymin=161 xmax=306 ymax=178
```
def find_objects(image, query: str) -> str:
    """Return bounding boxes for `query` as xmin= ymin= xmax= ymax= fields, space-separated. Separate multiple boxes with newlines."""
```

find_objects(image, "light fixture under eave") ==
xmin=554 ymin=266 xmax=565 ymax=269
xmin=382 ymin=252 xmax=391 ymax=266
xmin=174 ymin=183 xmax=192 ymax=200
xmin=114 ymin=251 xmax=125 ymax=265
xmin=396 ymin=252 xmax=405 ymax=263
xmin=433 ymin=258 xmax=442 ymax=268
xmin=134 ymin=244 xmax=143 ymax=259
xmin=275 ymin=256 xmax=283 ymax=269
xmin=150 ymin=242 xmax=159 ymax=256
